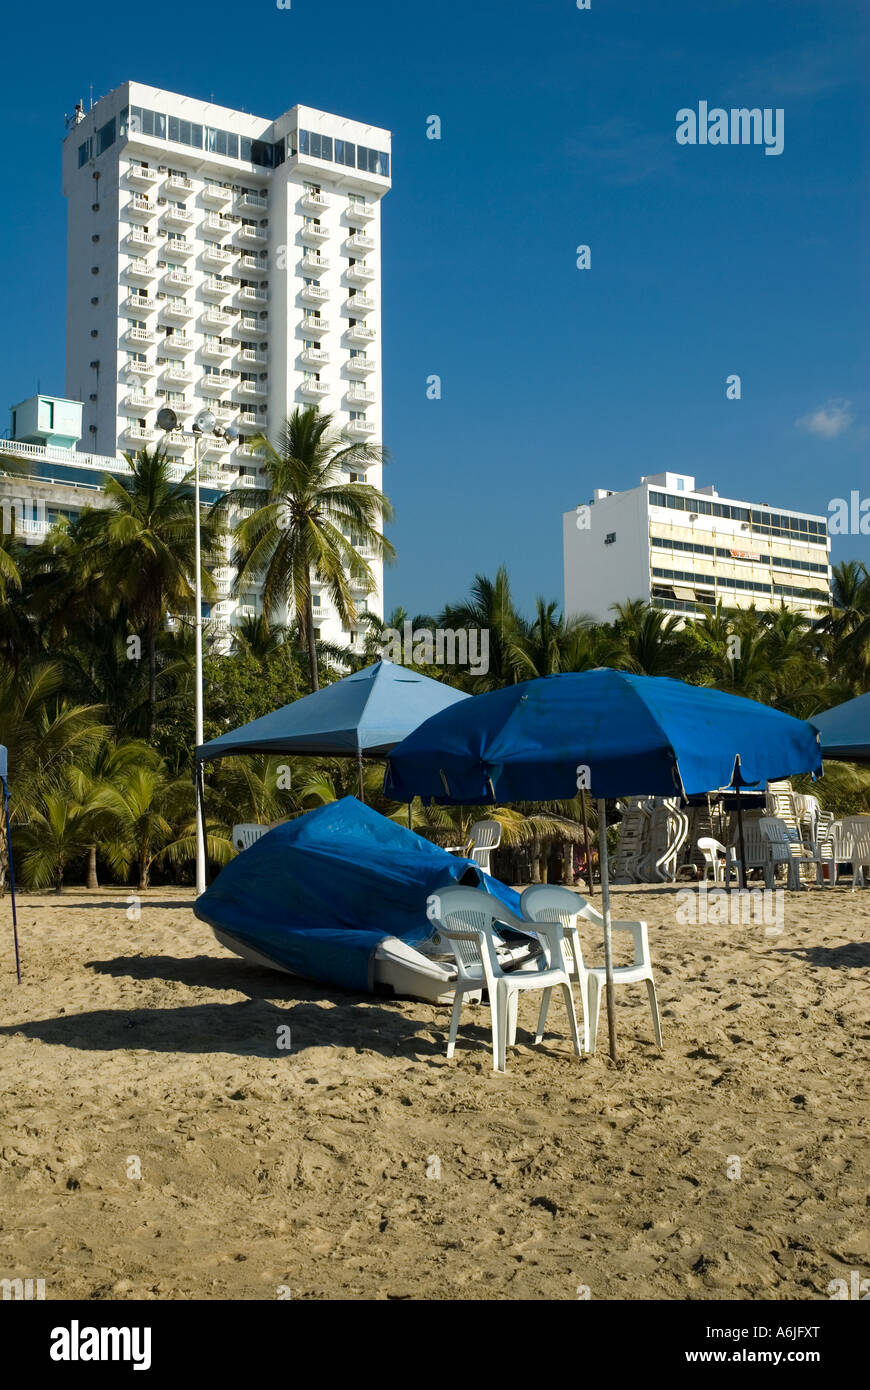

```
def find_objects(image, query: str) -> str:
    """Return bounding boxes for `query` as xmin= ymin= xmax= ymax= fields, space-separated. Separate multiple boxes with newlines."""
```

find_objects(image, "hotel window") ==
xmin=335 ymin=139 xmax=356 ymax=168
xmin=78 ymin=138 xmax=93 ymax=167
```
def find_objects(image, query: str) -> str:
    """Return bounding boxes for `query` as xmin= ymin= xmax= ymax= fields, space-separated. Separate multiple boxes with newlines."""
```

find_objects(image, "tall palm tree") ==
xmin=610 ymin=601 xmax=694 ymax=678
xmin=74 ymin=446 xmax=220 ymax=737
xmin=214 ymin=408 xmax=394 ymax=692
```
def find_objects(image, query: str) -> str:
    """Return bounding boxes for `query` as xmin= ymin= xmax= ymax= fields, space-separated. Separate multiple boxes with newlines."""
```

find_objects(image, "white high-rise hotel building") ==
xmin=61 ymin=81 xmax=391 ymax=647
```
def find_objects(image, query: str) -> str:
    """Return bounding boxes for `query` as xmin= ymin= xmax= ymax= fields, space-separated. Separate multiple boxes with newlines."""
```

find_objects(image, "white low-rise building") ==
xmin=563 ymin=472 xmax=831 ymax=623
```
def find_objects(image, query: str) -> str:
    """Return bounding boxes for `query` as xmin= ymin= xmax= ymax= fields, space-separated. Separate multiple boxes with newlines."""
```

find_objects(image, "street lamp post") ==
xmin=159 ymin=406 xmax=238 ymax=895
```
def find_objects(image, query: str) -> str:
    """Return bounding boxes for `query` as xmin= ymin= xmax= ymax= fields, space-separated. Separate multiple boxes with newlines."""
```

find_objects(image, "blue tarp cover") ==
xmin=384 ymin=670 xmax=824 ymax=804
xmin=812 ymin=691 xmax=870 ymax=762
xmin=194 ymin=797 xmax=521 ymax=992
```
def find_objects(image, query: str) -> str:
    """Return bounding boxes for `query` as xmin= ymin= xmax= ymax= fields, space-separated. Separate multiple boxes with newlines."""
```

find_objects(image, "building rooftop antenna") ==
xmin=89 ymin=83 xmax=94 ymax=111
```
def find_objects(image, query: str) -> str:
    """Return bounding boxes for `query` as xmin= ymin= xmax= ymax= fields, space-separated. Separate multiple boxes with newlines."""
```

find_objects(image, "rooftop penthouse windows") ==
xmin=117 ymin=106 xmax=284 ymax=167
xmin=297 ymin=129 xmax=389 ymax=178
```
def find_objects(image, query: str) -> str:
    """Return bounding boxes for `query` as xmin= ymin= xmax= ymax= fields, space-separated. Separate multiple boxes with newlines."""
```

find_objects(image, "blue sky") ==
xmin=2 ymin=0 xmax=866 ymax=618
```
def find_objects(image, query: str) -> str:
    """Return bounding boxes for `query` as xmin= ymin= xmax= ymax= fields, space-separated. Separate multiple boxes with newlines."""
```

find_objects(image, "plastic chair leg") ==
xmin=534 ymin=989 xmax=551 ymax=1045
xmin=645 ymin=976 xmax=663 ymax=1047
xmin=446 ymin=989 xmax=463 ymax=1058
xmin=495 ymin=981 xmax=511 ymax=1072
xmin=587 ymin=974 xmax=603 ymax=1054
xmin=562 ymin=983 xmax=583 ymax=1057
xmin=507 ymin=989 xmax=519 ymax=1047
xmin=489 ymin=988 xmax=503 ymax=1071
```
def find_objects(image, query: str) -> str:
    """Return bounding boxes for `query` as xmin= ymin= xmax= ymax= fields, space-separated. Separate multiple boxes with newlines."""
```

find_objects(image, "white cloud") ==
xmin=795 ymin=399 xmax=854 ymax=439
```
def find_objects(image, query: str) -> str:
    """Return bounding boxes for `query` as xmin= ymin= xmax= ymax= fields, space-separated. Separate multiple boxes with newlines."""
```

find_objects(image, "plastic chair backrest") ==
xmin=470 ymin=819 xmax=502 ymax=851
xmin=520 ymin=884 xmax=587 ymax=973
xmin=232 ymin=823 xmax=268 ymax=853
xmin=428 ymin=885 xmax=522 ymax=985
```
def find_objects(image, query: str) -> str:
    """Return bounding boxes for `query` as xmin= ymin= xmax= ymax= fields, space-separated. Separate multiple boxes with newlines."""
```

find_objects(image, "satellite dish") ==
xmin=157 ymin=407 xmax=179 ymax=432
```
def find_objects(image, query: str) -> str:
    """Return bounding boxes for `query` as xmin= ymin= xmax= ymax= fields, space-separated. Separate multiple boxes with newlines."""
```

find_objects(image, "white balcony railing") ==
xmin=300 ymin=190 xmax=329 ymax=212
xmin=127 ymin=164 xmax=159 ymax=186
xmin=346 ymin=232 xmax=375 ymax=252
xmin=203 ymin=184 xmax=232 ymax=205
xmin=238 ymin=286 xmax=268 ymax=304
xmin=126 ymin=293 xmax=156 ymax=311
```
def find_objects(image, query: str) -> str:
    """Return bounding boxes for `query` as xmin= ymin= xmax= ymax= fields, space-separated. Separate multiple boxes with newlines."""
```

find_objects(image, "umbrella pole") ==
xmin=581 ymin=791 xmax=594 ymax=895
xmin=407 ymin=801 xmax=412 ymax=829
xmin=596 ymin=798 xmax=618 ymax=1063
xmin=357 ymin=751 xmax=365 ymax=804
xmin=4 ymin=783 xmax=20 ymax=984
xmin=195 ymin=766 xmax=210 ymax=892
xmin=734 ymin=778 xmax=747 ymax=892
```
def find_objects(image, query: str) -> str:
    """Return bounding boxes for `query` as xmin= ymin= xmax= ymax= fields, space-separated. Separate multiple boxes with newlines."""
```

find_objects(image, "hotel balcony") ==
xmin=237 ymin=192 xmax=268 ymax=214
xmin=346 ymin=232 xmax=375 ymax=253
xmin=238 ymin=315 xmax=267 ymax=337
xmin=239 ymin=254 xmax=268 ymax=277
xmin=167 ymin=397 xmax=194 ymax=417
xmin=163 ymin=268 xmax=194 ymax=291
xmin=163 ymin=333 xmax=194 ymax=355
xmin=166 ymin=173 xmax=194 ymax=194
xmin=300 ymin=378 xmax=329 ymax=400
xmin=202 ymin=306 xmax=234 ymax=330
xmin=300 ymin=222 xmax=329 ymax=247
xmin=237 ymin=380 xmax=268 ymax=398
xmin=125 ymin=424 xmax=159 ymax=445
xmin=236 ymin=443 xmax=266 ymax=461
xmin=127 ymin=164 xmax=159 ymax=188
xmin=125 ymin=258 xmax=156 ymax=284
xmin=300 ymin=315 xmax=328 ymax=335
xmin=202 ymin=277 xmax=234 ymax=300
xmin=345 ymin=293 xmax=374 ymax=316
xmin=301 ymin=284 xmax=329 ymax=306
xmin=125 ymin=360 xmax=155 ymax=378
xmin=126 ymin=293 xmax=156 ymax=313
xmin=346 ymin=261 xmax=375 ymax=285
xmin=204 ymin=213 xmax=234 ymax=236
xmin=162 ymin=206 xmax=195 ymax=230
xmin=163 ymin=237 xmax=194 ymax=260
xmin=126 ymin=228 xmax=157 ymax=252
xmin=346 ymin=354 xmax=376 ymax=376
xmin=162 ymin=298 xmax=194 ymax=322
xmin=301 ymin=252 xmax=329 ymax=274
xmin=202 ymin=244 xmax=234 ymax=269
xmin=344 ymin=419 xmax=376 ymax=438
xmin=346 ymin=323 xmax=376 ymax=344
xmin=238 ymin=286 xmax=269 ymax=306
xmin=124 ymin=325 xmax=156 ymax=346
xmin=125 ymin=391 xmax=159 ymax=410
xmin=347 ymin=385 xmax=377 ymax=404
xmin=212 ymin=406 xmax=238 ymax=426
xmin=301 ymin=347 xmax=329 ymax=367
xmin=201 ymin=436 xmax=231 ymax=459
xmin=202 ymin=338 xmax=233 ymax=361
xmin=345 ymin=201 xmax=375 ymax=226
xmin=237 ymin=224 xmax=268 ymax=247
xmin=202 ymin=372 xmax=234 ymax=394
xmin=127 ymin=195 xmax=156 ymax=222
xmin=203 ymin=183 xmax=232 ymax=206
xmin=238 ymin=349 xmax=268 ymax=367
xmin=162 ymin=365 xmax=194 ymax=387
xmin=300 ymin=190 xmax=329 ymax=214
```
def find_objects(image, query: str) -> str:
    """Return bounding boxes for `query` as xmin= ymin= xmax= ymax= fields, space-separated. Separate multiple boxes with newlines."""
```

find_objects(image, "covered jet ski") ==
xmin=194 ymin=797 xmax=538 ymax=1001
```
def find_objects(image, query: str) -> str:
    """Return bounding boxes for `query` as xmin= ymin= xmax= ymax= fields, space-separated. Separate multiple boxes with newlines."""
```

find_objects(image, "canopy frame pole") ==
xmin=596 ymin=798 xmax=618 ymax=1063
xmin=357 ymin=750 xmax=365 ymax=804
xmin=581 ymin=791 xmax=594 ymax=894
xmin=407 ymin=801 xmax=413 ymax=830
xmin=195 ymin=765 xmax=209 ymax=892
xmin=3 ymin=781 xmax=20 ymax=984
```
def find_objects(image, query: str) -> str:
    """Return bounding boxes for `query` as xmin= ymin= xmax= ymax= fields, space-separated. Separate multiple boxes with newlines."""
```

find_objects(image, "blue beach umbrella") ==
xmin=811 ymin=690 xmax=870 ymax=763
xmin=0 ymin=745 xmax=21 ymax=984
xmin=384 ymin=670 xmax=823 ymax=1059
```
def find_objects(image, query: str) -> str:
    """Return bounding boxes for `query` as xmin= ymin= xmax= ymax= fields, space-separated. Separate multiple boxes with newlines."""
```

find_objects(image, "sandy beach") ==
xmin=0 ymin=883 xmax=867 ymax=1301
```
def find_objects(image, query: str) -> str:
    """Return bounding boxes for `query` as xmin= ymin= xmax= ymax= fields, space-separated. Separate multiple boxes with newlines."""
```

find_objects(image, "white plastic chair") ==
xmin=232 ymin=823 xmax=269 ymax=854
xmin=845 ymin=819 xmax=870 ymax=891
xmin=759 ymin=816 xmax=825 ymax=888
xmin=520 ymin=884 xmax=662 ymax=1054
xmin=445 ymin=819 xmax=502 ymax=874
xmin=427 ymin=885 xmax=582 ymax=1072
xmin=697 ymin=836 xmax=731 ymax=884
